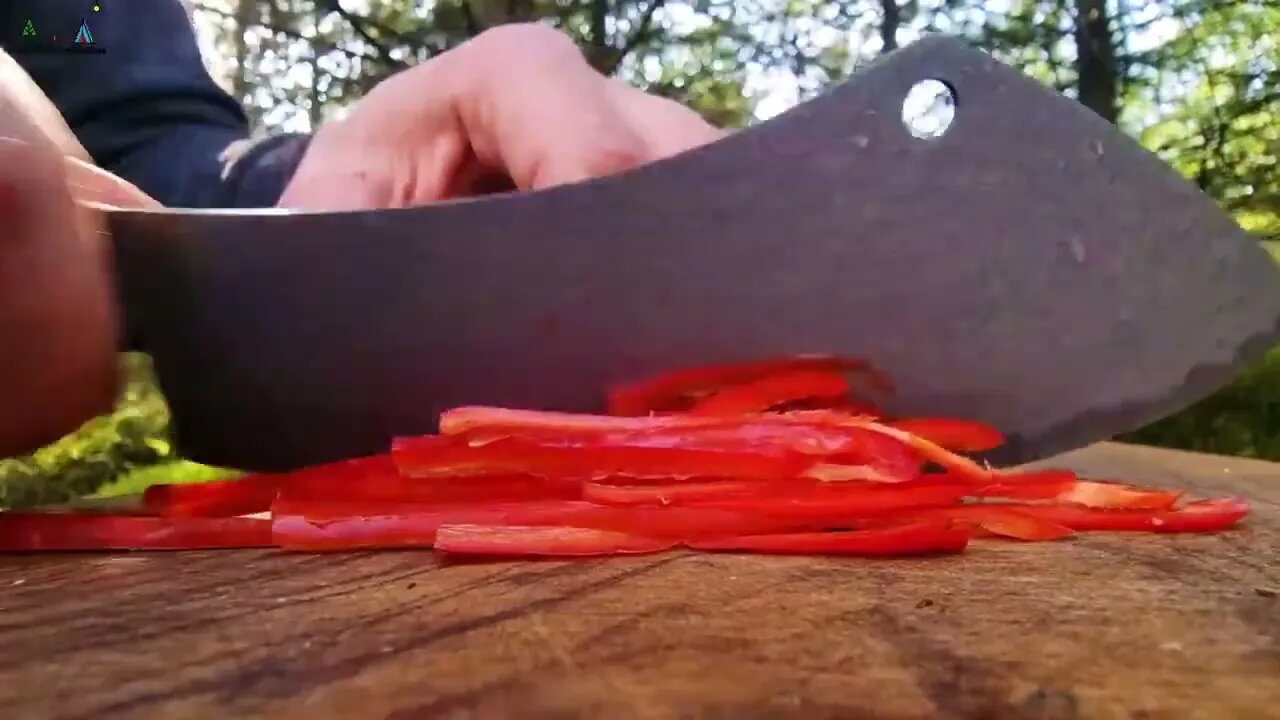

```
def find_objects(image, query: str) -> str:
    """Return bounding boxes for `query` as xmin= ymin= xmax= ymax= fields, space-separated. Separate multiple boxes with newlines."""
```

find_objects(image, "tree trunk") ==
xmin=1074 ymin=0 xmax=1118 ymax=123
xmin=468 ymin=0 xmax=535 ymax=28
xmin=309 ymin=0 xmax=323 ymax=131
xmin=880 ymin=0 xmax=899 ymax=53
xmin=233 ymin=0 xmax=254 ymax=103
xmin=586 ymin=0 xmax=610 ymax=66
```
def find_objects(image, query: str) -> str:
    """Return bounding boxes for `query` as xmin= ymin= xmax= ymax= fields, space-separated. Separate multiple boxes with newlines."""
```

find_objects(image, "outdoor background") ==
xmin=0 ymin=0 xmax=1277 ymax=507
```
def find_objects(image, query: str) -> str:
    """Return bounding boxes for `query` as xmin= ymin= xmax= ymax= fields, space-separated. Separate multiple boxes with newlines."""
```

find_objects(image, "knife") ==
xmin=105 ymin=35 xmax=1280 ymax=473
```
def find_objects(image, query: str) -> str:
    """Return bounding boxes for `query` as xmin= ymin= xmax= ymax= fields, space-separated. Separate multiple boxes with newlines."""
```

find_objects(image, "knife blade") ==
xmin=106 ymin=35 xmax=1280 ymax=472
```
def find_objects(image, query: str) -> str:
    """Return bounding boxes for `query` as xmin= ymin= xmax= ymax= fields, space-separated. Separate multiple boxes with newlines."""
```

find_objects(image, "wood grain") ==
xmin=0 ymin=441 xmax=1277 ymax=720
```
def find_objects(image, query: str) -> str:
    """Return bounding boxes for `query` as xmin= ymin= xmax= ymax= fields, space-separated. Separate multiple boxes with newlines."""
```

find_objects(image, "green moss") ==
xmin=0 ymin=354 xmax=237 ymax=508
xmin=92 ymin=462 xmax=242 ymax=498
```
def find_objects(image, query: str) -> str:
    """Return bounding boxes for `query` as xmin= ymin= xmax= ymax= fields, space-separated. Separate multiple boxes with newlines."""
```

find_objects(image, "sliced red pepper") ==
xmin=857 ymin=421 xmax=992 ymax=481
xmin=442 ymin=408 xmax=927 ymax=483
xmin=289 ymin=471 xmax=580 ymax=505
xmin=686 ymin=369 xmax=851 ymax=416
xmin=969 ymin=473 xmax=1182 ymax=510
xmin=435 ymin=524 xmax=678 ymax=557
xmin=970 ymin=469 xmax=1079 ymax=499
xmin=686 ymin=477 xmax=970 ymax=521
xmin=273 ymin=453 xmax=580 ymax=504
xmin=582 ymin=479 xmax=771 ymax=506
xmin=1056 ymin=480 xmax=1182 ymax=510
xmin=271 ymin=500 xmax=586 ymax=550
xmin=812 ymin=427 xmax=926 ymax=481
xmin=440 ymin=406 xmax=858 ymax=438
xmin=439 ymin=406 xmax=697 ymax=436
xmin=274 ymin=454 xmax=402 ymax=496
xmin=779 ymin=398 xmax=884 ymax=417
xmin=883 ymin=505 xmax=1073 ymax=541
xmin=0 ymin=513 xmax=272 ymax=551
xmin=272 ymin=499 xmax=809 ymax=550
xmin=687 ymin=520 xmax=970 ymax=556
xmin=608 ymin=422 xmax=875 ymax=457
xmin=143 ymin=474 xmax=278 ymax=517
xmin=886 ymin=418 xmax=1005 ymax=452
xmin=605 ymin=355 xmax=895 ymax=416
xmin=802 ymin=463 xmax=907 ymax=483
xmin=1002 ymin=497 xmax=1248 ymax=532
xmin=392 ymin=435 xmax=812 ymax=481
xmin=441 ymin=406 xmax=863 ymax=437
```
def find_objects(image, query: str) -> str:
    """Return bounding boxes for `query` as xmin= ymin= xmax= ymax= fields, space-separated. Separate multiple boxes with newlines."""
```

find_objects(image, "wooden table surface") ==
xmin=0 ymin=441 xmax=1277 ymax=720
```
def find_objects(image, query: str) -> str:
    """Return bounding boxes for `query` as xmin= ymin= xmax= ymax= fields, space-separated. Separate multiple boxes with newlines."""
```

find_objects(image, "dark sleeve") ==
xmin=0 ymin=0 xmax=310 ymax=208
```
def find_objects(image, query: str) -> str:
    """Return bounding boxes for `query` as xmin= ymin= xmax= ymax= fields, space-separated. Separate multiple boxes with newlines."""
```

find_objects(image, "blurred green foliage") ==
xmin=1120 ymin=346 xmax=1280 ymax=461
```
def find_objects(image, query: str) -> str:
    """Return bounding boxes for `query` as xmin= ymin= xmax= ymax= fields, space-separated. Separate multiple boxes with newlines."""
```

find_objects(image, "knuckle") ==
xmin=583 ymin=141 xmax=646 ymax=176
xmin=469 ymin=23 xmax=582 ymax=63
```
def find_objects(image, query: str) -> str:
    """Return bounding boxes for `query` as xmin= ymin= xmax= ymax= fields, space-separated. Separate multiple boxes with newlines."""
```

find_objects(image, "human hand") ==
xmin=0 ymin=49 xmax=158 ymax=456
xmin=279 ymin=23 xmax=727 ymax=210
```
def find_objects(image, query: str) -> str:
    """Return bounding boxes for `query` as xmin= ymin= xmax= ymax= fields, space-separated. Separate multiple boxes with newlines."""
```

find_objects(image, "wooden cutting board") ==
xmin=0 ymin=441 xmax=1276 ymax=720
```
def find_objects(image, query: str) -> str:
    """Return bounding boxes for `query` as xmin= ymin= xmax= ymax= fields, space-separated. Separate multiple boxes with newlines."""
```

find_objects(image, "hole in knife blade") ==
xmin=902 ymin=79 xmax=956 ymax=140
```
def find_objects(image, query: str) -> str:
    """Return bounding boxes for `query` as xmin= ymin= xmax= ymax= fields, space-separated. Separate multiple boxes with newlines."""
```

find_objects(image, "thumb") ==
xmin=0 ymin=138 xmax=119 ymax=456
xmin=61 ymin=155 xmax=162 ymax=210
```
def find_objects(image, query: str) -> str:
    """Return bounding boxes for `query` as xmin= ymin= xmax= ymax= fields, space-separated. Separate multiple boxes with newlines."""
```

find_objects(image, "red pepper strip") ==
xmin=687 ymin=520 xmax=971 ymax=556
xmin=886 ymin=418 xmax=1005 ymax=453
xmin=456 ymin=423 xmax=852 ymax=458
xmin=1000 ymin=497 xmax=1249 ymax=533
xmin=440 ymin=406 xmax=878 ymax=437
xmin=582 ymin=479 xmax=771 ymax=506
xmin=968 ymin=473 xmax=1182 ymax=510
xmin=272 ymin=500 xmax=813 ymax=550
xmin=685 ymin=370 xmax=851 ymax=416
xmin=802 ymin=463 xmax=905 ymax=483
xmin=813 ymin=427 xmax=926 ymax=481
xmin=442 ymin=409 xmax=927 ymax=482
xmin=602 ymin=423 xmax=876 ymax=457
xmin=857 ymin=422 xmax=992 ymax=481
xmin=274 ymin=453 xmax=580 ymax=504
xmin=435 ymin=524 xmax=678 ymax=557
xmin=969 ymin=469 xmax=1078 ymax=499
xmin=143 ymin=475 xmax=279 ymax=517
xmin=0 ymin=514 xmax=272 ymax=551
xmin=392 ymin=435 xmax=812 ymax=482
xmin=440 ymin=406 xmax=693 ymax=435
xmin=882 ymin=505 xmax=1073 ymax=541
xmin=778 ymin=398 xmax=884 ymax=417
xmin=285 ymin=470 xmax=581 ymax=504
xmin=274 ymin=454 xmax=401 ymax=496
xmin=439 ymin=406 xmax=824 ymax=438
xmin=686 ymin=478 xmax=970 ymax=520
xmin=270 ymin=497 xmax=608 ymax=521
xmin=1056 ymin=480 xmax=1182 ymax=510
xmin=605 ymin=356 xmax=895 ymax=416
xmin=272 ymin=509 xmax=485 ymax=550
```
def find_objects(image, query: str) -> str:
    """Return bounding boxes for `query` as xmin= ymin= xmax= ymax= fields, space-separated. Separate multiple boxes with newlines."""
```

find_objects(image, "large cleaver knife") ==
xmin=106 ymin=36 xmax=1280 ymax=472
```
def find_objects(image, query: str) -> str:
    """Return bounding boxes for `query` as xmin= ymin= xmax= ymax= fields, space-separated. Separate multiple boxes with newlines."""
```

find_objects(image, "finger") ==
xmin=277 ymin=168 xmax=391 ymax=211
xmin=278 ymin=118 xmax=466 ymax=210
xmin=605 ymin=79 xmax=730 ymax=159
xmin=0 ymin=48 xmax=91 ymax=163
xmin=445 ymin=24 xmax=650 ymax=191
xmin=62 ymin=155 xmax=163 ymax=210
xmin=0 ymin=138 xmax=118 ymax=456
xmin=276 ymin=135 xmax=395 ymax=210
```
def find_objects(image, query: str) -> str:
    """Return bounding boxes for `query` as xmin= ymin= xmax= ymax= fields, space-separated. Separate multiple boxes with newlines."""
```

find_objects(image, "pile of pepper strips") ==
xmin=0 ymin=357 xmax=1248 ymax=556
